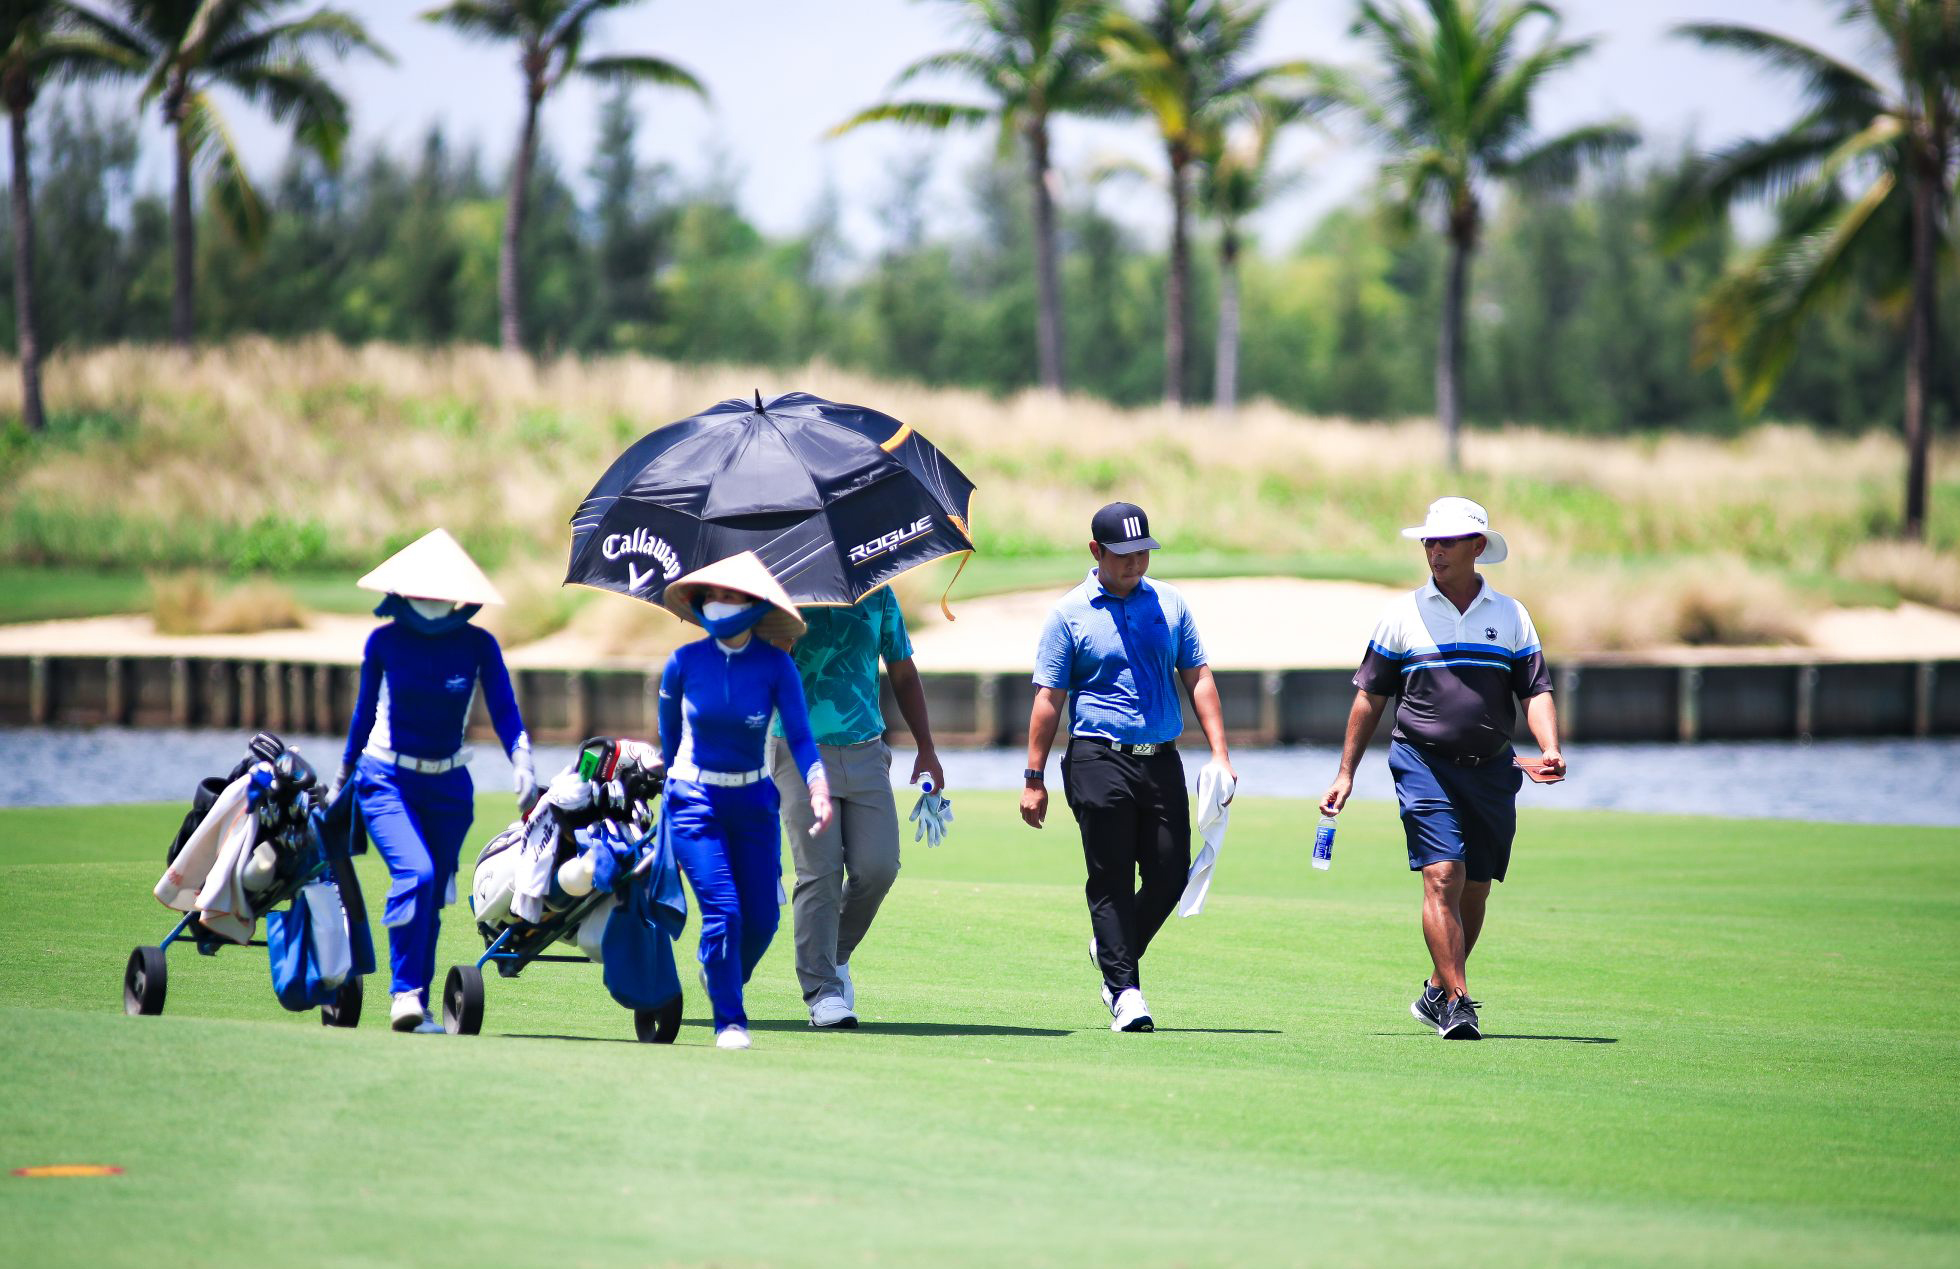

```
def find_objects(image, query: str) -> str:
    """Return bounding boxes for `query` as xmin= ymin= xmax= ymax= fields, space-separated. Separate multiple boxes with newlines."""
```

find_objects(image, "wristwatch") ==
xmin=1023 ymin=768 xmax=1045 ymax=784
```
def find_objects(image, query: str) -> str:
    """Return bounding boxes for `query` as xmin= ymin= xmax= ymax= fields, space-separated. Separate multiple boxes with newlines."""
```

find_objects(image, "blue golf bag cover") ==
xmin=587 ymin=816 xmax=688 ymax=1011
xmin=266 ymin=884 xmax=352 ymax=1011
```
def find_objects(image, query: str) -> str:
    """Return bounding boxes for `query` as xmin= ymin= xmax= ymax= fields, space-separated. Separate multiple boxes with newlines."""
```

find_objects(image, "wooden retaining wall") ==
xmin=2 ymin=654 xmax=1955 ymax=747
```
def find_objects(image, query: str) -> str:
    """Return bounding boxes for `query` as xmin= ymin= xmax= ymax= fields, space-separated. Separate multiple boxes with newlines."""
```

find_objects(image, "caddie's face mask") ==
xmin=695 ymin=597 xmax=770 ymax=639
xmin=375 ymin=592 xmax=481 ymax=635
xmin=407 ymin=597 xmax=458 ymax=621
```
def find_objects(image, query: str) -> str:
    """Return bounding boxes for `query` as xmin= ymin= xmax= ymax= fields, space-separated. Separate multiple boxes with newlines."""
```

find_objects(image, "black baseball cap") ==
xmin=1091 ymin=501 xmax=1161 ymax=553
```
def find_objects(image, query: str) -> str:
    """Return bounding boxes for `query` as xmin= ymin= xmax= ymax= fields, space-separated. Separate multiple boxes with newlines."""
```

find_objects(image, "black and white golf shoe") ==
xmin=1439 ymin=995 xmax=1482 ymax=1040
xmin=1411 ymin=982 xmax=1447 ymax=1034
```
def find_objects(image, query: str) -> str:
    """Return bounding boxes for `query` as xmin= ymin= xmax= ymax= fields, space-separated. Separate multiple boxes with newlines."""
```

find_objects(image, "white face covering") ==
xmin=702 ymin=600 xmax=756 ymax=621
xmin=407 ymin=597 xmax=458 ymax=621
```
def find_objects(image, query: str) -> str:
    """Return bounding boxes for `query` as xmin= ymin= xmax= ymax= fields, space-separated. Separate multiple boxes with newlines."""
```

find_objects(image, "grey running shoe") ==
xmin=1440 ymin=995 xmax=1482 ymax=1040
xmin=1411 ymin=983 xmax=1447 ymax=1033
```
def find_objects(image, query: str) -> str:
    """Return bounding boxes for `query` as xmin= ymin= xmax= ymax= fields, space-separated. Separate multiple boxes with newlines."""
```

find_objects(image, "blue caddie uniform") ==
xmin=344 ymin=620 xmax=527 ymax=996
xmin=658 ymin=636 xmax=823 ymax=1031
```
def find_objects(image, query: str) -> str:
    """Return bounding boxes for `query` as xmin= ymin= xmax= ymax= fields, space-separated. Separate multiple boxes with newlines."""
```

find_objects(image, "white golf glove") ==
xmin=513 ymin=742 xmax=539 ymax=816
xmin=909 ymin=787 xmax=953 ymax=848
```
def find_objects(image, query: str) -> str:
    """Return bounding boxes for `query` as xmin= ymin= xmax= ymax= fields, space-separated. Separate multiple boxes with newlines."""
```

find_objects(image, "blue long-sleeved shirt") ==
xmin=344 ymin=622 xmax=527 ymax=766
xmin=658 ymin=637 xmax=822 ymax=784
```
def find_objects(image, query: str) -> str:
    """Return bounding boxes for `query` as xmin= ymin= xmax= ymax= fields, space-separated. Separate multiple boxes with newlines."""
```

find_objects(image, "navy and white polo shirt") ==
xmin=1353 ymin=578 xmax=1553 ymax=760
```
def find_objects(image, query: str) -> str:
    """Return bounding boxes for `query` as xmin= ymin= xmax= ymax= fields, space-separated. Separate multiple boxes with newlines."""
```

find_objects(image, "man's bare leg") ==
xmin=1420 ymin=861 xmax=1469 ymax=998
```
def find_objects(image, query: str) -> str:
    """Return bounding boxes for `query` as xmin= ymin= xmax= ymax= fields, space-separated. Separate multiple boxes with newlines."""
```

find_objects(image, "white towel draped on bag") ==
xmin=1177 ymin=761 xmax=1237 ymax=917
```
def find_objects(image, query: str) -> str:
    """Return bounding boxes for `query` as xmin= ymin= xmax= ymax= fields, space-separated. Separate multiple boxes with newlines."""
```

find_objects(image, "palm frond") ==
xmin=208 ymin=9 xmax=392 ymax=71
xmin=183 ymin=88 xmax=267 ymax=247
xmin=828 ymin=100 xmax=992 ymax=138
xmin=26 ymin=33 xmax=145 ymax=83
xmin=1674 ymin=22 xmax=1887 ymax=116
xmin=1497 ymin=120 xmax=1639 ymax=190
xmin=419 ymin=1 xmax=520 ymax=42
xmin=575 ymin=54 xmax=707 ymax=98
xmin=51 ymin=4 xmax=155 ymax=61
xmin=222 ymin=60 xmax=352 ymax=164
xmin=891 ymin=48 xmax=1007 ymax=93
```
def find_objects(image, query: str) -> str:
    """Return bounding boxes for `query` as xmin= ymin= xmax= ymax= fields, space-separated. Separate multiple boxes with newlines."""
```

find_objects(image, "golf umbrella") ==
xmin=565 ymin=391 xmax=976 ymax=611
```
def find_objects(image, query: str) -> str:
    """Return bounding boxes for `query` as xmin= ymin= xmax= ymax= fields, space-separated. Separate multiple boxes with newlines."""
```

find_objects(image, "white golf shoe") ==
xmin=715 ymin=1025 xmax=752 ymax=1050
xmin=390 ymin=990 xmax=425 ymax=1033
xmin=837 ymin=961 xmax=855 ymax=1010
xmin=1109 ymin=988 xmax=1154 ymax=1033
xmin=809 ymin=994 xmax=858 ymax=1029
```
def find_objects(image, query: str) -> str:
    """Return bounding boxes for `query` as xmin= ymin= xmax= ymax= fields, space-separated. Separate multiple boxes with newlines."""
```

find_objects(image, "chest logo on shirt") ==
xmin=1485 ymin=627 xmax=1498 ymax=640
xmin=445 ymin=674 xmax=470 ymax=693
xmin=745 ymin=711 xmax=768 ymax=729
xmin=848 ymin=516 xmax=933 ymax=566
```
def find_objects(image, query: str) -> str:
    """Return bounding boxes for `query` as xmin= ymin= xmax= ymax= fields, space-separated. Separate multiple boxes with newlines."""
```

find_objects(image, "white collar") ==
xmin=1420 ymin=575 xmax=1491 ymax=612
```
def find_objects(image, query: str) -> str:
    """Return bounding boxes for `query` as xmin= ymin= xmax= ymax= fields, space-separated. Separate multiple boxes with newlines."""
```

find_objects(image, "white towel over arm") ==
xmin=1178 ymin=761 xmax=1236 ymax=917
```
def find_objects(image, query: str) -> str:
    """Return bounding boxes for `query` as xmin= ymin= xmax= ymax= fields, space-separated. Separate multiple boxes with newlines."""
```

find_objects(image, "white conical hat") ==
xmin=662 ymin=551 xmax=806 ymax=645
xmin=356 ymin=528 xmax=505 ymax=606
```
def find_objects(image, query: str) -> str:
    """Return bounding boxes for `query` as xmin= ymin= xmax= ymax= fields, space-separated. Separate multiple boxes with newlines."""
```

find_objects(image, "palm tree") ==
xmin=87 ymin=1 xmax=385 ymax=351
xmin=423 ymin=1 xmax=706 ymax=355
xmin=1333 ymin=0 xmax=1634 ymax=467
xmin=833 ymin=0 xmax=1117 ymax=393
xmin=2 ymin=2 xmax=136 ymax=431
xmin=1197 ymin=92 xmax=1316 ymax=415
xmin=1671 ymin=2 xmax=1959 ymax=541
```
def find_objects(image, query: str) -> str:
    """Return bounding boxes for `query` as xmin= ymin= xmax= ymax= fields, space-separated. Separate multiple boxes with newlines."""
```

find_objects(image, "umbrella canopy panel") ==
xmin=567 ymin=392 xmax=976 ymax=609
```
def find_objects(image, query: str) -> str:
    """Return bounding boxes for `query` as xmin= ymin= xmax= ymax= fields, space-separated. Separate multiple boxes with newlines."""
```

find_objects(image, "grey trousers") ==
xmin=771 ymin=736 xmax=901 ymax=1004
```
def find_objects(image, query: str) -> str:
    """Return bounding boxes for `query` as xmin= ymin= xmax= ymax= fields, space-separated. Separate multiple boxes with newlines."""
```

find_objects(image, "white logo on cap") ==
xmin=1123 ymin=515 xmax=1141 ymax=539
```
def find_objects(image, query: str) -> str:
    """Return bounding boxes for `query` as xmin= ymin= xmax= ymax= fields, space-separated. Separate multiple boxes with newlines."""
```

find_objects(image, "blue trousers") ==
xmin=355 ymin=757 xmax=475 ymax=996
xmin=664 ymin=778 xmax=783 ymax=1030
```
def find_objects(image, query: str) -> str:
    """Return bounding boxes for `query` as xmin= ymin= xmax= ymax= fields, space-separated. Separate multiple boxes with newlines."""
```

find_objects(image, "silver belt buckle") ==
xmin=1131 ymin=742 xmax=1159 ymax=757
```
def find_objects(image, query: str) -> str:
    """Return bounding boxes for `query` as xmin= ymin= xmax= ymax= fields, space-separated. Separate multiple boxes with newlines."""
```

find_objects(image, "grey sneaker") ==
xmin=1440 ymin=995 xmax=1482 ymax=1040
xmin=1411 ymin=983 xmax=1447 ymax=1033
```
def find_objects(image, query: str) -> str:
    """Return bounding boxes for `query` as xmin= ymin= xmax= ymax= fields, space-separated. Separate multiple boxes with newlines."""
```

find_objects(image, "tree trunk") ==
xmin=8 ymin=104 xmax=44 ymax=433
xmin=1026 ymin=118 xmax=1065 ymax=392
xmin=1902 ymin=154 xmax=1935 ymax=542
xmin=1214 ymin=226 xmax=1240 ymax=416
xmin=170 ymin=107 xmax=195 ymax=351
xmin=1438 ymin=204 xmax=1475 ymax=471
xmin=1164 ymin=149 xmax=1189 ymax=407
xmin=500 ymin=84 xmax=542 ymax=355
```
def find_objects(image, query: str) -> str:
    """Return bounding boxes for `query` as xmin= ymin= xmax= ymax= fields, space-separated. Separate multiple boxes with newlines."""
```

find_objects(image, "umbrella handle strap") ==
xmin=938 ymin=551 xmax=971 ymax=622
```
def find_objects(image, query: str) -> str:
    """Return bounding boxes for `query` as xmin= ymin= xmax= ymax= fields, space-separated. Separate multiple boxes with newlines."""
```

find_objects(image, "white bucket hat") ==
xmin=662 ymin=551 xmax=808 ymax=645
xmin=356 ymin=528 xmax=506 ymax=605
xmin=1400 ymin=497 xmax=1508 ymax=564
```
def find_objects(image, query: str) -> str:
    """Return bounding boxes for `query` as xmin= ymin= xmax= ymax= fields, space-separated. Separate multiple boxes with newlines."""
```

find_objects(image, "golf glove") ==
xmin=513 ymin=743 xmax=539 ymax=816
xmin=909 ymin=789 xmax=953 ymax=848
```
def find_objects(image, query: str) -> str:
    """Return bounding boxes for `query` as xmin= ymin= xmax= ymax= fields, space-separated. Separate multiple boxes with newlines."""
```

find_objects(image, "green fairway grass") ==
xmin=1 ymin=792 xmax=1955 ymax=1267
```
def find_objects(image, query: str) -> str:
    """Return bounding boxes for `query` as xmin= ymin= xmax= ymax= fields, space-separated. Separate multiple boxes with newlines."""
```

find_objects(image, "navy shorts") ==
xmin=1388 ymin=740 xmax=1525 ymax=883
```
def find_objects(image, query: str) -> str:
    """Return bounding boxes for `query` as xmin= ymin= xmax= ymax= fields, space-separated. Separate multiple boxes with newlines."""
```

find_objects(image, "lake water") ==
xmin=1 ymin=727 xmax=1955 ymax=827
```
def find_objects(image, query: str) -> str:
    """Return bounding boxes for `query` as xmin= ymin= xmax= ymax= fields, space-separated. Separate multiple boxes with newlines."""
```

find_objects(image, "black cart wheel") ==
xmin=321 ymin=975 xmax=363 ymax=1028
xmin=443 ymin=964 xmax=484 ymax=1036
xmin=634 ymin=992 xmax=682 ymax=1044
xmin=123 ymin=946 xmax=167 ymax=1016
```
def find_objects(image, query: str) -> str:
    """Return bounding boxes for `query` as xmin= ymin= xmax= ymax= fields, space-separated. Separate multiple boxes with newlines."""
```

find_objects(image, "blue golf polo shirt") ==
xmin=1033 ymin=569 xmax=1206 ymax=745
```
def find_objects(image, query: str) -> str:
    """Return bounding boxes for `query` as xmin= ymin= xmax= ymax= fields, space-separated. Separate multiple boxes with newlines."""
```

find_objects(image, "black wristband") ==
xmin=1023 ymin=768 xmax=1045 ymax=783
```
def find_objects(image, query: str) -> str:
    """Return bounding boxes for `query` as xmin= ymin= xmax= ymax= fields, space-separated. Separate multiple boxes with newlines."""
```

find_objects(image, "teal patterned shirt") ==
xmin=775 ymin=588 xmax=915 ymax=746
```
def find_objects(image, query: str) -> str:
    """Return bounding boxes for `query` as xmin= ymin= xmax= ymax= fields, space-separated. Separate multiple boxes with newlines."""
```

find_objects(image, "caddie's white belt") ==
xmin=669 ymin=762 xmax=767 ymax=787
xmin=365 ymin=745 xmax=473 ymax=774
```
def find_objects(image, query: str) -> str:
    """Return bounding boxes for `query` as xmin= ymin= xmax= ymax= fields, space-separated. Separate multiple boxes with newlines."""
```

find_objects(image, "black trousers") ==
xmin=1061 ymin=738 xmax=1191 ymax=994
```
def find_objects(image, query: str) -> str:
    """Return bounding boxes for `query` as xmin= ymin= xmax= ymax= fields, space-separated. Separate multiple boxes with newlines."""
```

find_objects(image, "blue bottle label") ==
xmin=1313 ymin=824 xmax=1335 ymax=860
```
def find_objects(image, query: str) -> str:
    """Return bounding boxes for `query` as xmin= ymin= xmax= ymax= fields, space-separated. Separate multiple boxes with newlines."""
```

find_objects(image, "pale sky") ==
xmin=111 ymin=0 xmax=1860 ymax=255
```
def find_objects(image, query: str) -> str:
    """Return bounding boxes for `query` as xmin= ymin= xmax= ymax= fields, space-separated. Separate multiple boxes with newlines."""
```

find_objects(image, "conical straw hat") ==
xmin=662 ymin=551 xmax=806 ymax=645
xmin=356 ymin=528 xmax=505 ymax=606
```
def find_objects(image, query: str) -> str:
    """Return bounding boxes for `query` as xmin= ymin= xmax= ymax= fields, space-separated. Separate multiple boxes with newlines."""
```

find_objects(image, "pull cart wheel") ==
xmin=443 ymin=964 xmax=484 ymax=1036
xmin=634 ymin=991 xmax=683 ymax=1044
xmin=124 ymin=946 xmax=168 ymax=1016
xmin=321 ymin=974 xmax=364 ymax=1028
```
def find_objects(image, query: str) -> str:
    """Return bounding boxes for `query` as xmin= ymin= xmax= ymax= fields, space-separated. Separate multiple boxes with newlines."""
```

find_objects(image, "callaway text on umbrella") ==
xmin=565 ymin=391 xmax=977 ymax=610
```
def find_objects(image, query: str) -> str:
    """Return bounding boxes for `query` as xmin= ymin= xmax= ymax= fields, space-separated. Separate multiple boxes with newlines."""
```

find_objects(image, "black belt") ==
xmin=1073 ymin=735 xmax=1177 ymax=757
xmin=1409 ymin=739 xmax=1512 ymax=768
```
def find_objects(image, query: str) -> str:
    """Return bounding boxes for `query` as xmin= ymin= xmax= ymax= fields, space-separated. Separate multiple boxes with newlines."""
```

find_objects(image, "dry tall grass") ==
xmin=6 ymin=338 xmax=1956 ymax=650
xmin=149 ymin=572 xmax=305 ymax=635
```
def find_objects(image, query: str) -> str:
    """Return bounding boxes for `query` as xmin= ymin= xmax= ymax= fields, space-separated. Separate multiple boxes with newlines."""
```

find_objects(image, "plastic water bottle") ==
xmin=1312 ymin=812 xmax=1336 ymax=871
xmin=919 ymin=774 xmax=937 ymax=796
